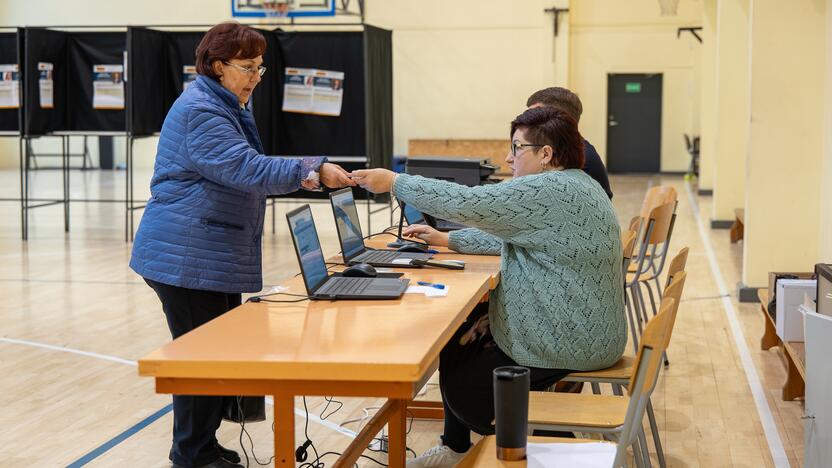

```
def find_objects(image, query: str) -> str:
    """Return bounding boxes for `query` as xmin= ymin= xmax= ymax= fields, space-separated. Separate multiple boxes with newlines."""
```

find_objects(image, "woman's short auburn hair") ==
xmin=510 ymin=107 xmax=585 ymax=170
xmin=196 ymin=22 xmax=266 ymax=80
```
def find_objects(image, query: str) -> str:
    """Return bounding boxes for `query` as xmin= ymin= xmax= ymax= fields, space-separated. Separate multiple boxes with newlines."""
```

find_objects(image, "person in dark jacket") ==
xmin=527 ymin=87 xmax=613 ymax=199
xmin=130 ymin=22 xmax=353 ymax=468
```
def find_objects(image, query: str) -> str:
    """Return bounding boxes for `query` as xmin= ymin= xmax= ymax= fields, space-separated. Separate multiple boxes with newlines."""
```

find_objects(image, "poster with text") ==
xmin=182 ymin=65 xmax=197 ymax=91
xmin=0 ymin=64 xmax=20 ymax=109
xmin=282 ymin=67 xmax=344 ymax=116
xmin=38 ymin=62 xmax=53 ymax=109
xmin=92 ymin=64 xmax=125 ymax=110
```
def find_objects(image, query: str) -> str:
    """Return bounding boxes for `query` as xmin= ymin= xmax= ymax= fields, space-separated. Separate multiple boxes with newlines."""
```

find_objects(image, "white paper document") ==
xmin=38 ymin=62 xmax=53 ymax=109
xmin=526 ymin=442 xmax=616 ymax=468
xmin=405 ymin=285 xmax=449 ymax=297
xmin=0 ymin=64 xmax=20 ymax=109
xmin=282 ymin=67 xmax=344 ymax=116
xmin=92 ymin=64 xmax=125 ymax=110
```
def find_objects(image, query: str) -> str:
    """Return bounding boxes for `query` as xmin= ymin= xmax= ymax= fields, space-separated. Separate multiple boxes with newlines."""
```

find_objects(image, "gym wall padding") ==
xmin=0 ymin=31 xmax=22 ymax=132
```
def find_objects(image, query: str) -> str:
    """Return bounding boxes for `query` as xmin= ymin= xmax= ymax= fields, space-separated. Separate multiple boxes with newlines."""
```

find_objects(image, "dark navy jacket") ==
xmin=130 ymin=75 xmax=323 ymax=293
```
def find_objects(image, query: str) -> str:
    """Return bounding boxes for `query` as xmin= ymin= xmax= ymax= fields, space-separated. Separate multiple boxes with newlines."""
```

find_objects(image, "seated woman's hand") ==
xmin=349 ymin=168 xmax=396 ymax=193
xmin=402 ymin=224 xmax=449 ymax=247
xmin=320 ymin=163 xmax=356 ymax=189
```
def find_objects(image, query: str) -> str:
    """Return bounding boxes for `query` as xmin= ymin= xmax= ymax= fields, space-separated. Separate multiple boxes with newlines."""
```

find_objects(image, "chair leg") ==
xmin=635 ymin=284 xmax=650 ymax=324
xmin=638 ymin=428 xmax=653 ymax=468
xmin=625 ymin=291 xmax=640 ymax=354
xmin=632 ymin=439 xmax=645 ymax=468
xmin=653 ymin=276 xmax=664 ymax=299
xmin=646 ymin=399 xmax=666 ymax=468
xmin=612 ymin=383 xmax=624 ymax=396
xmin=644 ymin=280 xmax=658 ymax=318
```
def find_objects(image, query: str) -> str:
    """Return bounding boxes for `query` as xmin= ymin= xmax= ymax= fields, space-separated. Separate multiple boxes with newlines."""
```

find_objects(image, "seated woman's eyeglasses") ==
xmin=511 ymin=141 xmax=544 ymax=158
xmin=223 ymin=61 xmax=267 ymax=77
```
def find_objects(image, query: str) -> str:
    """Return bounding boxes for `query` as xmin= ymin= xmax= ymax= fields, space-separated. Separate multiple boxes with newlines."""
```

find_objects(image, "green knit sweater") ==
xmin=393 ymin=169 xmax=625 ymax=371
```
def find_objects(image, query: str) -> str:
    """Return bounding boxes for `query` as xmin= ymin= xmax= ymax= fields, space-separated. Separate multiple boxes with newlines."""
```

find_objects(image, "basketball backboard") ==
xmin=231 ymin=0 xmax=336 ymax=18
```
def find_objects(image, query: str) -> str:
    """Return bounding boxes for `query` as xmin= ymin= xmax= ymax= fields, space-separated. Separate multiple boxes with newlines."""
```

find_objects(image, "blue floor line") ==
xmin=66 ymin=404 xmax=173 ymax=467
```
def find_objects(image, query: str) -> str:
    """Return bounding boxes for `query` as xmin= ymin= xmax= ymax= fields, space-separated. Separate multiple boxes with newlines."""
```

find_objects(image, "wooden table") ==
xmin=139 ymin=236 xmax=501 ymax=467
xmin=457 ymin=435 xmax=614 ymax=467
xmin=758 ymin=289 xmax=806 ymax=400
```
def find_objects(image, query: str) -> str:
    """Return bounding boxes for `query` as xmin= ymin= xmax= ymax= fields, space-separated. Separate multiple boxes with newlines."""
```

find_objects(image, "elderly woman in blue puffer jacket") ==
xmin=130 ymin=22 xmax=353 ymax=468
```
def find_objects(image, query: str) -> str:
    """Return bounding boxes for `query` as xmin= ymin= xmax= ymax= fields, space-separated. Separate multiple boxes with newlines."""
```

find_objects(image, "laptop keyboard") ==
xmin=318 ymin=277 xmax=373 ymax=295
xmin=355 ymin=250 xmax=403 ymax=264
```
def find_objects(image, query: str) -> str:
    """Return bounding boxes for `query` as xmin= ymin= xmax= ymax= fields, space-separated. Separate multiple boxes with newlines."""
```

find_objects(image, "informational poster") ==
xmin=282 ymin=67 xmax=344 ymax=116
xmin=92 ymin=64 xmax=125 ymax=110
xmin=38 ymin=62 xmax=53 ymax=109
xmin=0 ymin=64 xmax=20 ymax=109
xmin=182 ymin=65 xmax=197 ymax=91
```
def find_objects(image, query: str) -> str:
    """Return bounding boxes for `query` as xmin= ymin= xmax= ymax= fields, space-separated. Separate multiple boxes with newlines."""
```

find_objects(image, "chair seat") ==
xmin=528 ymin=391 xmax=628 ymax=429
xmin=563 ymin=355 xmax=635 ymax=383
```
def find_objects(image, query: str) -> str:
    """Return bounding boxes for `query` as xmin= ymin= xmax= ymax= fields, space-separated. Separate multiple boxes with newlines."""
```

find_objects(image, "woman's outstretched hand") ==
xmin=402 ymin=224 xmax=449 ymax=247
xmin=319 ymin=163 xmax=356 ymax=189
xmin=349 ymin=168 xmax=396 ymax=193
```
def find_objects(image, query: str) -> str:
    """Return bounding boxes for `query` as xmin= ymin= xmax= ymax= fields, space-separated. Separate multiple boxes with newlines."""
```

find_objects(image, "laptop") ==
xmin=329 ymin=188 xmax=433 ymax=267
xmin=402 ymin=205 xmax=468 ymax=232
xmin=286 ymin=205 xmax=410 ymax=300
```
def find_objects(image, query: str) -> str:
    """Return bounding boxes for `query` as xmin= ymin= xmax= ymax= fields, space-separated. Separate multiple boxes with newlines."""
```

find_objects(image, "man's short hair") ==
xmin=526 ymin=87 xmax=583 ymax=123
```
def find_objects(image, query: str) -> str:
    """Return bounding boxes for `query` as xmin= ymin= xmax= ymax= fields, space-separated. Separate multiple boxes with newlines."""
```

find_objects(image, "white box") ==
xmin=776 ymin=279 xmax=816 ymax=342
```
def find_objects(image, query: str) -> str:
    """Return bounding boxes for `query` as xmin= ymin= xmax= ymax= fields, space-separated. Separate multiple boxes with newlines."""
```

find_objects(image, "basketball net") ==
xmin=658 ymin=0 xmax=680 ymax=16
xmin=263 ymin=0 xmax=292 ymax=18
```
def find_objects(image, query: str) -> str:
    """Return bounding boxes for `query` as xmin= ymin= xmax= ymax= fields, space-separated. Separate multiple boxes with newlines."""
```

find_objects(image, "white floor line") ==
xmin=2 ymin=336 xmax=359 ymax=440
xmin=0 ymin=337 xmax=138 ymax=366
xmin=684 ymin=182 xmax=791 ymax=467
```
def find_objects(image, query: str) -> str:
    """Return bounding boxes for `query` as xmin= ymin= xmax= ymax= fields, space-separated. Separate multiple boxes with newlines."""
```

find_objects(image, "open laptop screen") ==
xmin=403 ymin=204 xmax=426 ymax=225
xmin=330 ymin=189 xmax=366 ymax=260
xmin=287 ymin=206 xmax=329 ymax=293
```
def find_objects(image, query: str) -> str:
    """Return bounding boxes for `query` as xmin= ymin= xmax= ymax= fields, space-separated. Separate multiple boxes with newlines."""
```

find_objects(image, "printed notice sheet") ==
xmin=182 ymin=65 xmax=197 ymax=91
xmin=92 ymin=64 xmax=125 ymax=110
xmin=0 ymin=64 xmax=20 ymax=108
xmin=282 ymin=67 xmax=344 ymax=116
xmin=38 ymin=62 xmax=53 ymax=109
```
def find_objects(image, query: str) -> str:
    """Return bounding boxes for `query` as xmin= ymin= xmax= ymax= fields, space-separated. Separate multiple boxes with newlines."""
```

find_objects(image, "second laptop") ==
xmin=329 ymin=188 xmax=433 ymax=268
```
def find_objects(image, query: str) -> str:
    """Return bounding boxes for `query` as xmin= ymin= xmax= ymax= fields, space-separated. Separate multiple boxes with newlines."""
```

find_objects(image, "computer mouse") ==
xmin=342 ymin=263 xmax=378 ymax=278
xmin=396 ymin=243 xmax=429 ymax=253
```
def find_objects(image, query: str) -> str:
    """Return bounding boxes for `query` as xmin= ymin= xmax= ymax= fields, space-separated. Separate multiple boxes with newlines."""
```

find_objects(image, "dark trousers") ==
xmin=145 ymin=278 xmax=241 ymax=468
xmin=439 ymin=303 xmax=570 ymax=453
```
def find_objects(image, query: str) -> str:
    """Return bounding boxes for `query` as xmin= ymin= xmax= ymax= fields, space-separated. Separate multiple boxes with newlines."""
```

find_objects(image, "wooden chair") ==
xmin=527 ymin=295 xmax=679 ymax=468
xmin=558 ymin=268 xmax=687 ymax=468
xmin=626 ymin=201 xmax=676 ymax=350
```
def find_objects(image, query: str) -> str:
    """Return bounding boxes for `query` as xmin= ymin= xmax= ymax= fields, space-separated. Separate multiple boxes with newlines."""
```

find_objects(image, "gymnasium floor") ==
xmin=0 ymin=168 xmax=803 ymax=467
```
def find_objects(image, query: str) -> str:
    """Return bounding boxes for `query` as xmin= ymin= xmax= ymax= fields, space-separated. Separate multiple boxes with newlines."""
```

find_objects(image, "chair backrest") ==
xmin=665 ymin=247 xmax=689 ymax=286
xmin=645 ymin=201 xmax=675 ymax=245
xmin=622 ymin=230 xmax=637 ymax=262
xmin=639 ymin=185 xmax=677 ymax=220
xmin=660 ymin=271 xmax=686 ymax=345
xmin=613 ymin=297 xmax=677 ymax=467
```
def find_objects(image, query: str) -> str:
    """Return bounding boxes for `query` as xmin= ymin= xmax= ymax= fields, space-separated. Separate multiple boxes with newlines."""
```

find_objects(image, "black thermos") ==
xmin=493 ymin=366 xmax=530 ymax=461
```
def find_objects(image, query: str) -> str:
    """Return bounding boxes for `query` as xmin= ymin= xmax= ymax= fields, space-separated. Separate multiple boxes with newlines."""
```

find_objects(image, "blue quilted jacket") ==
xmin=130 ymin=75 xmax=324 ymax=293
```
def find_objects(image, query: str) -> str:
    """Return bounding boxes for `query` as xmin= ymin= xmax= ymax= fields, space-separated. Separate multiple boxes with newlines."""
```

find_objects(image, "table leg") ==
xmin=760 ymin=305 xmax=779 ymax=350
xmin=782 ymin=354 xmax=805 ymax=401
xmin=388 ymin=399 xmax=407 ymax=468
xmin=274 ymin=393 xmax=296 ymax=467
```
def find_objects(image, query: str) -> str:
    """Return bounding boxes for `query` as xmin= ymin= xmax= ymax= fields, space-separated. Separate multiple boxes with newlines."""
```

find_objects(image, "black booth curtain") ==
xmin=0 ymin=32 xmax=21 ymax=132
xmin=23 ymin=28 xmax=67 ymax=136
xmin=363 ymin=25 xmax=393 ymax=171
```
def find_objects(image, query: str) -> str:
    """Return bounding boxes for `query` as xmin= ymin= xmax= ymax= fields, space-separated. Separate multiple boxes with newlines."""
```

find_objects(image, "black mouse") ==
xmin=342 ymin=263 xmax=378 ymax=278
xmin=396 ymin=243 xmax=429 ymax=253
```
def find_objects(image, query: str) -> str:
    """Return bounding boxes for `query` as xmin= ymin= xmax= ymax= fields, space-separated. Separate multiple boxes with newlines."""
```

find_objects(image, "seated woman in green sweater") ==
xmin=351 ymin=106 xmax=625 ymax=467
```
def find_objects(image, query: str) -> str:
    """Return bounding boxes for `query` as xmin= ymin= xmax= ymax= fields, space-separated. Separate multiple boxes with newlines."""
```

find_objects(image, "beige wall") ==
xmin=743 ymin=0 xmax=825 ymax=287
xmin=711 ymin=0 xmax=750 ymax=223
xmin=568 ymin=0 xmax=702 ymax=173
xmin=821 ymin=0 xmax=832 ymax=262
xmin=698 ymin=0 xmax=717 ymax=191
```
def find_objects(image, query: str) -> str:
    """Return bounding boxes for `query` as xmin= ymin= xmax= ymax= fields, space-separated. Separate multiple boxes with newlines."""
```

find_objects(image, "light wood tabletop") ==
xmin=138 ymin=236 xmax=502 ymax=467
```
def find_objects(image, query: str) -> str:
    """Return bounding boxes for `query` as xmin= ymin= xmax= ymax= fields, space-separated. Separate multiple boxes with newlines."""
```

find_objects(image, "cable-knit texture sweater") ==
xmin=393 ymin=170 xmax=625 ymax=370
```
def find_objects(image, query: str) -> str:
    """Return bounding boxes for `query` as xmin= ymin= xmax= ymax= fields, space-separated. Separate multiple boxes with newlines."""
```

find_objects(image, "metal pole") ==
xmin=63 ymin=135 xmax=69 ymax=232
xmin=19 ymin=136 xmax=26 ymax=240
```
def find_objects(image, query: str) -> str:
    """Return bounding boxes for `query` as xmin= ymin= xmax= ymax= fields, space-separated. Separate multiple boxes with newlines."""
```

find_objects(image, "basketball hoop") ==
xmin=658 ymin=0 xmax=680 ymax=16
xmin=264 ymin=0 xmax=292 ymax=17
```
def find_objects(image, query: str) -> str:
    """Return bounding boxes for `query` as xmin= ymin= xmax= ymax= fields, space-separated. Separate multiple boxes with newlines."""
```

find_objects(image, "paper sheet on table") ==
xmin=525 ymin=442 xmax=616 ymax=468
xmin=405 ymin=285 xmax=449 ymax=297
